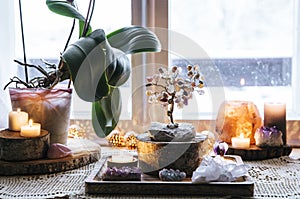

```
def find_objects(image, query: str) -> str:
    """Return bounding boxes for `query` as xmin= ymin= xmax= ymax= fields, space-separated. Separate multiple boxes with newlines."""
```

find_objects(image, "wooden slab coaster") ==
xmin=227 ymin=145 xmax=293 ymax=161
xmin=0 ymin=138 xmax=101 ymax=175
xmin=0 ymin=129 xmax=49 ymax=161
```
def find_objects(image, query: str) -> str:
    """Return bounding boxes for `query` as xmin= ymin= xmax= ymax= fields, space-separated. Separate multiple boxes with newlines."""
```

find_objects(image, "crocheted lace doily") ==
xmin=0 ymin=155 xmax=299 ymax=199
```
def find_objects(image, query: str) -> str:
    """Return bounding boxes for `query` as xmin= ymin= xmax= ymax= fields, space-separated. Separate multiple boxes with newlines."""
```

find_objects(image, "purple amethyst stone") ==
xmin=102 ymin=166 xmax=142 ymax=181
xmin=159 ymin=168 xmax=186 ymax=181
xmin=213 ymin=141 xmax=229 ymax=156
xmin=254 ymin=126 xmax=283 ymax=147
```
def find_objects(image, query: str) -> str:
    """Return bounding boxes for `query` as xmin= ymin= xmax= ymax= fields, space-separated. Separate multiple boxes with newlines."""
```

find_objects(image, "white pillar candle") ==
xmin=264 ymin=102 xmax=286 ymax=145
xmin=231 ymin=133 xmax=250 ymax=149
xmin=8 ymin=108 xmax=28 ymax=131
xmin=20 ymin=119 xmax=41 ymax=137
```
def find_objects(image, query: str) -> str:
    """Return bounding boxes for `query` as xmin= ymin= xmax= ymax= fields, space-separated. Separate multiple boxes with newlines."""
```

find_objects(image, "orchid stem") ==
xmin=82 ymin=0 xmax=95 ymax=37
xmin=18 ymin=0 xmax=29 ymax=83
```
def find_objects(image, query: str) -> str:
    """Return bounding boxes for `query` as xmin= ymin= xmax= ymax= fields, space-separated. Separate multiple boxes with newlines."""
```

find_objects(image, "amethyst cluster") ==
xmin=159 ymin=168 xmax=186 ymax=181
xmin=254 ymin=126 xmax=283 ymax=147
xmin=102 ymin=166 xmax=142 ymax=181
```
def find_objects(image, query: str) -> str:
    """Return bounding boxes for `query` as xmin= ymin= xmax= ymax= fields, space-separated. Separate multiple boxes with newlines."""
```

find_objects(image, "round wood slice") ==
xmin=0 ymin=129 xmax=49 ymax=161
xmin=0 ymin=138 xmax=101 ymax=175
xmin=227 ymin=145 xmax=293 ymax=161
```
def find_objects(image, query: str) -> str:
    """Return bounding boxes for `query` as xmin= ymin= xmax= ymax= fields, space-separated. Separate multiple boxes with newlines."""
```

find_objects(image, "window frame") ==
xmin=292 ymin=0 xmax=300 ymax=118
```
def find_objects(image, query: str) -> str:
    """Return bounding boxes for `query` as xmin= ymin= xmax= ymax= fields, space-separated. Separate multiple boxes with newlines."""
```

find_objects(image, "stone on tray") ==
xmin=159 ymin=168 xmax=186 ymax=181
xmin=148 ymin=122 xmax=195 ymax=142
xmin=254 ymin=126 xmax=283 ymax=147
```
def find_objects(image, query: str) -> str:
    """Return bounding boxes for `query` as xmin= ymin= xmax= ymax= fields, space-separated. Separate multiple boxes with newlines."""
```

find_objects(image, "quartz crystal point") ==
xmin=191 ymin=156 xmax=250 ymax=183
xmin=47 ymin=143 xmax=72 ymax=159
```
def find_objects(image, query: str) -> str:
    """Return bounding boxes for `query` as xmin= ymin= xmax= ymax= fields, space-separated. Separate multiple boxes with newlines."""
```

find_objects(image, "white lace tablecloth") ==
xmin=0 ymin=149 xmax=299 ymax=199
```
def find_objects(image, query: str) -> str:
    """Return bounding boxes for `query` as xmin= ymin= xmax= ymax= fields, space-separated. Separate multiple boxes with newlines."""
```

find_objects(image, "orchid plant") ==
xmin=146 ymin=65 xmax=205 ymax=128
xmin=5 ymin=0 xmax=161 ymax=137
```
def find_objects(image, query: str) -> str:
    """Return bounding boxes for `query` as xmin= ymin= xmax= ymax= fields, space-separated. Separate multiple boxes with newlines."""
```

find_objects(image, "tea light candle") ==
xmin=231 ymin=133 xmax=250 ymax=149
xmin=8 ymin=108 xmax=28 ymax=131
xmin=264 ymin=102 xmax=286 ymax=145
xmin=20 ymin=119 xmax=41 ymax=137
xmin=108 ymin=153 xmax=138 ymax=168
xmin=111 ymin=154 xmax=134 ymax=163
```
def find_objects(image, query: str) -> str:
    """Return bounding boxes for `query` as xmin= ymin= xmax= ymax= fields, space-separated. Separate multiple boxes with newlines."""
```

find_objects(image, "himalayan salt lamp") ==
xmin=216 ymin=100 xmax=262 ymax=145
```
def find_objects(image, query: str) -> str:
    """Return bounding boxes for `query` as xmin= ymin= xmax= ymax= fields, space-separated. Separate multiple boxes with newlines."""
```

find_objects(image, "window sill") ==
xmin=70 ymin=118 xmax=300 ymax=147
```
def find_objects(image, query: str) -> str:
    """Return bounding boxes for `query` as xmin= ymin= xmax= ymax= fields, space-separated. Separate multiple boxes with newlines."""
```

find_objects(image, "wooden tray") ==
xmin=85 ymin=155 xmax=254 ymax=197
xmin=227 ymin=145 xmax=293 ymax=161
xmin=0 ymin=138 xmax=101 ymax=175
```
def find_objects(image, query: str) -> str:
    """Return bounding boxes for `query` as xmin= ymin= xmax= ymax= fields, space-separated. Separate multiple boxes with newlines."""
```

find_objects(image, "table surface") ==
xmin=0 ymin=145 xmax=299 ymax=199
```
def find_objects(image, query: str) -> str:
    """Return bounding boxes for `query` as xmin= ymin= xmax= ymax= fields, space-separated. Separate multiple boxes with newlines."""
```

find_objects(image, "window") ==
xmin=129 ymin=0 xmax=299 ymax=122
xmin=1 ymin=0 xmax=300 ymax=128
xmin=169 ymin=0 xmax=297 ymax=120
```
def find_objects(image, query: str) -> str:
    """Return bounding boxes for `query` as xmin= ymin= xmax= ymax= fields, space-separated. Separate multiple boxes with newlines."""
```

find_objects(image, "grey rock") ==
xmin=148 ymin=122 xmax=195 ymax=142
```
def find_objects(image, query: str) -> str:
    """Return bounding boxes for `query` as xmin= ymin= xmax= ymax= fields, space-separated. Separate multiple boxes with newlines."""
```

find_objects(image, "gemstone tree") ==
xmin=145 ymin=65 xmax=205 ymax=128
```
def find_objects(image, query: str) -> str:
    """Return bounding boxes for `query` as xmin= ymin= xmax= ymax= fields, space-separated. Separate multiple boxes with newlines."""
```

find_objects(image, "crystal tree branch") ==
xmin=146 ymin=65 xmax=205 ymax=128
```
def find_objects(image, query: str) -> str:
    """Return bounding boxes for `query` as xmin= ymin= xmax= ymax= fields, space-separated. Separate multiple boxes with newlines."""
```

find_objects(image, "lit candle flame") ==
xmin=239 ymin=133 xmax=245 ymax=139
xmin=17 ymin=108 xmax=21 ymax=113
xmin=240 ymin=78 xmax=245 ymax=86
xmin=29 ymin=119 xmax=33 ymax=127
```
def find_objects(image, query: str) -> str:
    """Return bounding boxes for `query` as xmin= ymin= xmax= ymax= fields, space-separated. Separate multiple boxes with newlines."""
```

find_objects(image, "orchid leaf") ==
xmin=46 ymin=0 xmax=91 ymax=37
xmin=105 ymin=26 xmax=161 ymax=87
xmin=105 ymin=46 xmax=131 ymax=87
xmin=107 ymin=26 xmax=161 ymax=54
xmin=92 ymin=88 xmax=122 ymax=137
xmin=61 ymin=29 xmax=110 ymax=102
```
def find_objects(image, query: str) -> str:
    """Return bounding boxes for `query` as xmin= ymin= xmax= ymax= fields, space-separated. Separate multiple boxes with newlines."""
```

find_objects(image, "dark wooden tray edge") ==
xmin=85 ymin=155 xmax=254 ymax=197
